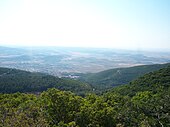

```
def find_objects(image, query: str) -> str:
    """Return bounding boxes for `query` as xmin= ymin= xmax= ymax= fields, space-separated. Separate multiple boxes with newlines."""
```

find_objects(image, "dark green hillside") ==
xmin=102 ymin=65 xmax=170 ymax=126
xmin=0 ymin=67 xmax=92 ymax=95
xmin=79 ymin=63 xmax=170 ymax=90
xmin=0 ymin=66 xmax=170 ymax=126
xmin=110 ymin=65 xmax=170 ymax=96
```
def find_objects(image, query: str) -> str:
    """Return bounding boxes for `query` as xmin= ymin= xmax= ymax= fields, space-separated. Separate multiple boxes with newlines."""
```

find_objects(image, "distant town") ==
xmin=0 ymin=46 xmax=170 ymax=78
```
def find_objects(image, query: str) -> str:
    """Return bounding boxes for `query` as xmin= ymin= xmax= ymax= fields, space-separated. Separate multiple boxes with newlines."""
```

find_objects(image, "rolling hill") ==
xmin=0 ymin=65 xmax=169 ymax=126
xmin=0 ymin=67 xmax=92 ymax=95
xmin=1 ymin=63 xmax=169 ymax=95
xmin=110 ymin=64 xmax=170 ymax=96
xmin=102 ymin=65 xmax=170 ymax=126
xmin=78 ymin=63 xmax=170 ymax=90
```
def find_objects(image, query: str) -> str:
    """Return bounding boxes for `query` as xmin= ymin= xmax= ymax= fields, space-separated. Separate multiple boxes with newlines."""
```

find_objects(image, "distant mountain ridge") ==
xmin=78 ymin=63 xmax=170 ymax=90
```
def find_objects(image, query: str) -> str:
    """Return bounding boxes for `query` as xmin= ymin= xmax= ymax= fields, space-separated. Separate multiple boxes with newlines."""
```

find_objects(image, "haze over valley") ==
xmin=0 ymin=46 xmax=170 ymax=77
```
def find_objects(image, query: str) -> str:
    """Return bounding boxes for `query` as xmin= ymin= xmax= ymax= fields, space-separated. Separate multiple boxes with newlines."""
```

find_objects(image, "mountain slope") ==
xmin=78 ymin=63 xmax=170 ymax=90
xmin=109 ymin=65 xmax=170 ymax=96
xmin=102 ymin=65 xmax=170 ymax=126
xmin=0 ymin=66 xmax=170 ymax=126
xmin=0 ymin=67 xmax=92 ymax=95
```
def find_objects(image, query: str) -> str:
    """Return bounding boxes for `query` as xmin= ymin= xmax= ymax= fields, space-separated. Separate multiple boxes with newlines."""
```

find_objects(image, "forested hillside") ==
xmin=79 ymin=63 xmax=170 ymax=90
xmin=110 ymin=64 xmax=170 ymax=96
xmin=0 ymin=67 xmax=92 ymax=95
xmin=0 ymin=63 xmax=169 ymax=95
xmin=0 ymin=66 xmax=169 ymax=126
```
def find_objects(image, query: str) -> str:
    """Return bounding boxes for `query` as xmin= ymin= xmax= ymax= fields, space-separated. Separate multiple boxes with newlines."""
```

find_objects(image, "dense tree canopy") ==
xmin=78 ymin=63 xmax=170 ymax=91
xmin=0 ymin=67 xmax=92 ymax=95
xmin=0 ymin=66 xmax=170 ymax=126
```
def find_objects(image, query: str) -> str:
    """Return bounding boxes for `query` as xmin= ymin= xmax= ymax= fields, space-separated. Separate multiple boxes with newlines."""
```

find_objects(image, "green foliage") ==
xmin=0 ymin=66 xmax=170 ymax=126
xmin=110 ymin=65 xmax=170 ymax=96
xmin=0 ymin=67 xmax=92 ymax=95
xmin=0 ymin=93 xmax=48 ymax=127
xmin=40 ymin=88 xmax=83 ymax=126
xmin=79 ymin=63 xmax=170 ymax=91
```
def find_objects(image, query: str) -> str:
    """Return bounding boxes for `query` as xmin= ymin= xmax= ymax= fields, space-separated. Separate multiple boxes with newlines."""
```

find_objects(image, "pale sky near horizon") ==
xmin=0 ymin=0 xmax=170 ymax=50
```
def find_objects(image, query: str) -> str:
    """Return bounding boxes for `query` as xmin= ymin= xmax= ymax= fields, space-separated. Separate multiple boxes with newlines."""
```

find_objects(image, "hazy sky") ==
xmin=0 ymin=0 xmax=170 ymax=50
